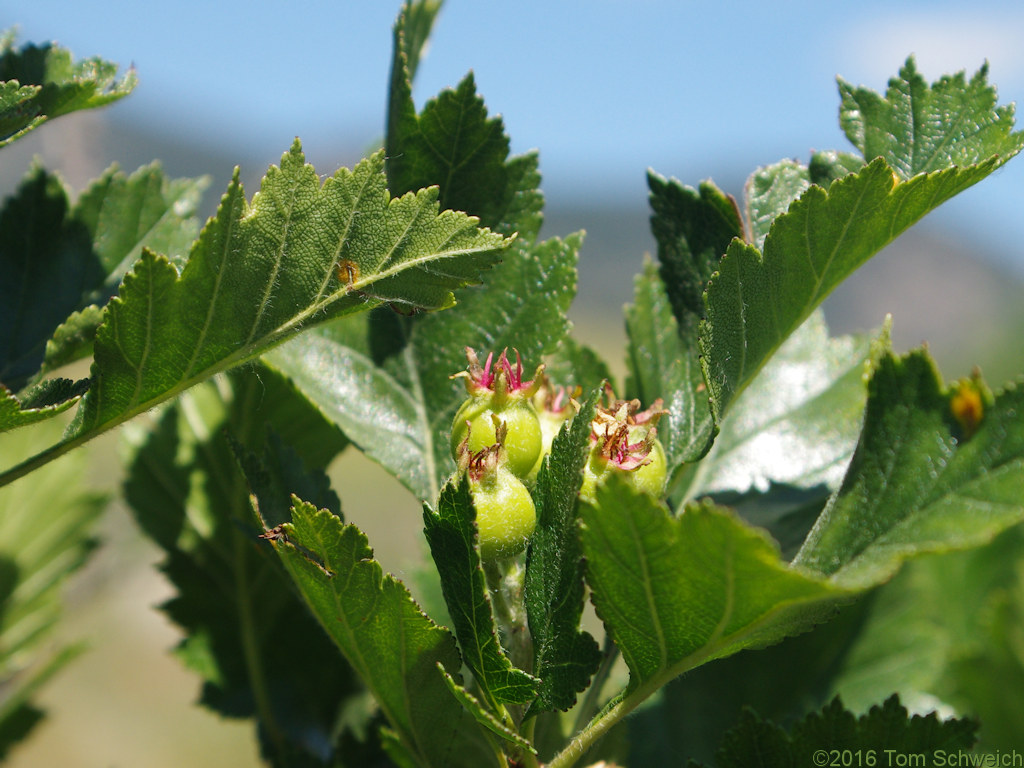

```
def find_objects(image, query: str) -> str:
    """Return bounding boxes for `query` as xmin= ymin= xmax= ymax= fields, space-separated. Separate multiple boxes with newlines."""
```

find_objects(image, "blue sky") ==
xmin=6 ymin=0 xmax=1024 ymax=272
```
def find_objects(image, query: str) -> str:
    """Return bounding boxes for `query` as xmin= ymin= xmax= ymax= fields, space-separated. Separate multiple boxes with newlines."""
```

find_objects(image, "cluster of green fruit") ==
xmin=450 ymin=349 xmax=668 ymax=561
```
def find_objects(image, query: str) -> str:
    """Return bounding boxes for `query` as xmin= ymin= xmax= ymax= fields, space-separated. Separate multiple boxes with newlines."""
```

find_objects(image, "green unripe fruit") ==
xmin=451 ymin=397 xmax=543 ymax=479
xmin=469 ymin=466 xmax=537 ymax=560
xmin=580 ymin=432 xmax=668 ymax=504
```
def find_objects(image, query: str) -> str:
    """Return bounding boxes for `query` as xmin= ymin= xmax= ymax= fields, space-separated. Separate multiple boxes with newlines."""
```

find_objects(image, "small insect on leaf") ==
xmin=950 ymin=371 xmax=990 ymax=440
xmin=336 ymin=259 xmax=359 ymax=290
xmin=258 ymin=525 xmax=289 ymax=543
xmin=258 ymin=525 xmax=334 ymax=578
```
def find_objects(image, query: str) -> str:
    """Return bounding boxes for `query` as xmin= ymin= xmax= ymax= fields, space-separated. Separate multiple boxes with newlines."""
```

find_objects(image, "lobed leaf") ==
xmin=0 ymin=380 xmax=84 ymax=432
xmin=423 ymin=477 xmax=539 ymax=707
xmin=0 ymin=32 xmax=136 ymax=147
xmin=795 ymin=350 xmax=1024 ymax=589
xmin=839 ymin=57 xmax=1024 ymax=179
xmin=387 ymin=5 xmax=542 ymax=241
xmin=524 ymin=389 xmax=602 ymax=714
xmin=271 ymin=498 xmax=502 ymax=768
xmin=262 ymin=10 xmax=572 ymax=504
xmin=123 ymin=375 xmax=355 ymax=764
xmin=0 ymin=163 xmax=203 ymax=395
xmin=699 ymin=156 xmax=1012 ymax=426
xmin=580 ymin=480 xmax=849 ymax=695
xmin=689 ymin=695 xmax=977 ymax=768
xmin=0 ymin=142 xmax=509 ymax=482
xmin=627 ymin=600 xmax=873 ymax=766
xmin=389 ymin=72 xmax=542 ymax=242
xmin=699 ymin=59 xmax=1022 ymax=432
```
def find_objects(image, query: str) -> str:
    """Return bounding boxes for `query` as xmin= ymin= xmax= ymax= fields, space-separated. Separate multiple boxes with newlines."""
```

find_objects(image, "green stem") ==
xmin=0 ymin=430 xmax=87 ymax=489
xmin=572 ymin=632 xmax=619 ymax=736
xmin=485 ymin=557 xmax=533 ymax=677
xmin=484 ymin=557 xmax=541 ymax=766
xmin=518 ymin=718 xmax=540 ymax=768
xmin=546 ymin=687 xmax=645 ymax=768
xmin=234 ymin=529 xmax=290 ymax=765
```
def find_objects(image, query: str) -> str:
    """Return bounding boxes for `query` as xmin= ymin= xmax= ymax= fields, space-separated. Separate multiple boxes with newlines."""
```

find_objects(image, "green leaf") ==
xmin=123 ymin=376 xmax=358 ymax=764
xmin=70 ymin=162 xmax=208 ymax=299
xmin=839 ymin=57 xmax=1024 ymax=179
xmin=935 ymin=551 xmax=1024 ymax=751
xmin=699 ymin=155 xmax=1014 ymax=427
xmin=389 ymin=72 xmax=543 ymax=241
xmin=0 ymin=162 xmax=204 ymax=394
xmin=265 ymin=232 xmax=580 ymax=502
xmin=795 ymin=351 xmax=1024 ymax=589
xmin=580 ymin=480 xmax=848 ymax=696
xmin=700 ymin=59 xmax=1023 ymax=431
xmin=0 ymin=417 xmax=105 ymax=754
xmin=524 ymin=389 xmax=602 ymax=714
xmin=270 ymin=498 xmax=503 ymax=768
xmin=0 ymin=166 xmax=98 ymax=391
xmin=0 ymin=380 xmax=84 ymax=432
xmin=690 ymin=312 xmax=874 ymax=499
xmin=83 ymin=145 xmax=505 ymax=430
xmin=628 ymin=600 xmax=873 ymax=766
xmin=264 ymin=26 xmax=562 ymax=502
xmin=0 ymin=32 xmax=136 ymax=146
xmin=647 ymin=172 xmax=742 ymax=327
xmin=743 ymin=160 xmax=810 ymax=249
xmin=628 ymin=173 xmax=743 ymax=467
xmin=0 ymin=143 xmax=508 ymax=484
xmin=387 ymin=1 xmax=443 ymax=197
xmin=633 ymin=518 xmax=1024 ymax=764
xmin=438 ymin=665 xmax=538 ymax=754
xmin=827 ymin=570 xmax=955 ymax=719
xmin=394 ymin=0 xmax=443 ymax=86
xmin=248 ymin=364 xmax=350 ymax=471
xmin=808 ymin=150 xmax=865 ymax=188
xmin=691 ymin=695 xmax=977 ymax=768
xmin=387 ymin=4 xmax=542 ymax=241
xmin=423 ymin=477 xmax=539 ymax=706
xmin=625 ymin=259 xmax=713 ymax=470
xmin=40 ymin=305 xmax=104 ymax=373
xmin=700 ymin=484 xmax=829 ymax=563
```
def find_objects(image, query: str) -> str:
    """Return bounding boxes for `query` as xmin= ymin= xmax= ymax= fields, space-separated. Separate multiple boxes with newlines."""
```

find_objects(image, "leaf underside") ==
xmin=272 ymin=499 xmax=502 ymax=768
xmin=423 ymin=477 xmax=539 ymax=707
xmin=525 ymin=390 xmax=603 ymax=714
xmin=690 ymin=695 xmax=977 ymax=768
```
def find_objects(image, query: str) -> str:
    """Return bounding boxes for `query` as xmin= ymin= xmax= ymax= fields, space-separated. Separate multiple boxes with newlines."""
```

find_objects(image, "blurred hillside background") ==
xmin=2 ymin=1 xmax=1024 ymax=766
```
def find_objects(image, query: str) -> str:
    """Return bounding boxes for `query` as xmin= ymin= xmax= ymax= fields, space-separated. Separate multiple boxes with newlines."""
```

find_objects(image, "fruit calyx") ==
xmin=590 ymin=389 xmax=666 ymax=470
xmin=457 ymin=417 xmax=507 ymax=482
xmin=532 ymin=374 xmax=582 ymax=420
xmin=453 ymin=347 xmax=544 ymax=404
